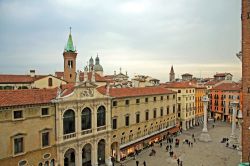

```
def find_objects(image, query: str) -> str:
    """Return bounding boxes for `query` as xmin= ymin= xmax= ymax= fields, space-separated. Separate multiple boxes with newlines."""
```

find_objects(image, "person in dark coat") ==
xmin=136 ymin=160 xmax=139 ymax=166
xmin=143 ymin=161 xmax=147 ymax=166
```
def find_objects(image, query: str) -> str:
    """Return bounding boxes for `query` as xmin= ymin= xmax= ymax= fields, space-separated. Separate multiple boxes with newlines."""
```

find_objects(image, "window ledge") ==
xmin=40 ymin=115 xmax=50 ymax=118
xmin=41 ymin=145 xmax=51 ymax=150
xmin=12 ymin=118 xmax=24 ymax=121
xmin=13 ymin=152 xmax=26 ymax=157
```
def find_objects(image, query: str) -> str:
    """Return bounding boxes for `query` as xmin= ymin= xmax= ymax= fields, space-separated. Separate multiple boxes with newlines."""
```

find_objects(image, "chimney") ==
xmin=106 ymin=82 xmax=110 ymax=96
xmin=91 ymin=69 xmax=95 ymax=82
xmin=30 ymin=70 xmax=35 ymax=77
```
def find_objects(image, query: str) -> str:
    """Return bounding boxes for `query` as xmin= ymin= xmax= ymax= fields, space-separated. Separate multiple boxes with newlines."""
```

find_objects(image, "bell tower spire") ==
xmin=63 ymin=27 xmax=77 ymax=83
xmin=169 ymin=65 xmax=175 ymax=82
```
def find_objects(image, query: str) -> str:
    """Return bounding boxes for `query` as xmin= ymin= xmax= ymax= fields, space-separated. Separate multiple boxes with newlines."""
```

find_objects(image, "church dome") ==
xmin=93 ymin=64 xmax=103 ymax=71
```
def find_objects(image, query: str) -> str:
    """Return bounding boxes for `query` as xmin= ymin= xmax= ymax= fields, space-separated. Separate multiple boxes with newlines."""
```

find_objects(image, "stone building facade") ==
xmin=54 ymin=81 xmax=112 ymax=166
xmin=97 ymin=86 xmax=178 ymax=161
xmin=161 ymin=82 xmax=196 ymax=130
xmin=0 ymin=89 xmax=57 ymax=166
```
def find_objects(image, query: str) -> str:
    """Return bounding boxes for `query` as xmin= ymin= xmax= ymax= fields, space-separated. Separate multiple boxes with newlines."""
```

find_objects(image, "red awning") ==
xmin=168 ymin=126 xmax=180 ymax=134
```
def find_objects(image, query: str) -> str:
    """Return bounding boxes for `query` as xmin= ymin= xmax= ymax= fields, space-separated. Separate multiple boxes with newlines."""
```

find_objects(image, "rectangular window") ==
xmin=160 ymin=108 xmax=163 ymax=116
xmin=112 ymin=101 xmax=117 ymax=106
xmin=173 ymin=95 xmax=175 ymax=99
xmin=136 ymin=99 xmax=140 ymax=104
xmin=145 ymin=111 xmax=149 ymax=121
xmin=41 ymin=108 xmax=49 ymax=116
xmin=167 ymin=95 xmax=169 ymax=100
xmin=153 ymin=110 xmax=157 ymax=118
xmin=125 ymin=100 xmax=130 ymax=105
xmin=14 ymin=137 xmax=23 ymax=154
xmin=178 ymin=97 xmax=181 ymax=101
xmin=125 ymin=116 xmax=130 ymax=126
xmin=153 ymin=97 xmax=157 ymax=101
xmin=136 ymin=114 xmax=140 ymax=123
xmin=112 ymin=118 xmax=117 ymax=129
xmin=173 ymin=105 xmax=175 ymax=113
xmin=145 ymin=98 xmax=148 ymax=103
xmin=13 ymin=110 xmax=23 ymax=119
xmin=167 ymin=107 xmax=169 ymax=115
xmin=160 ymin=96 xmax=163 ymax=100
xmin=178 ymin=90 xmax=181 ymax=93
xmin=42 ymin=132 xmax=49 ymax=147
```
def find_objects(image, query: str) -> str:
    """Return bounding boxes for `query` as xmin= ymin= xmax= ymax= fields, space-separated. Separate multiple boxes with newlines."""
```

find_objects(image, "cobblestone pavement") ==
xmin=116 ymin=121 xmax=240 ymax=166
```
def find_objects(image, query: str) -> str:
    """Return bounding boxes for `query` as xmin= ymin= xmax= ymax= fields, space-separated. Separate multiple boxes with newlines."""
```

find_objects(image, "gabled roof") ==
xmin=0 ymin=88 xmax=57 ymax=107
xmin=160 ymin=81 xmax=196 ymax=88
xmin=211 ymin=83 xmax=241 ymax=91
xmin=204 ymin=80 xmax=222 ymax=86
xmin=97 ymin=86 xmax=176 ymax=98
xmin=0 ymin=74 xmax=47 ymax=84
xmin=214 ymin=73 xmax=232 ymax=77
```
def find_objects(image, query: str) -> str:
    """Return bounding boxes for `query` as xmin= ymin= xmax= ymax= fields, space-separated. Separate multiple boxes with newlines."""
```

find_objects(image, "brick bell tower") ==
xmin=63 ymin=27 xmax=77 ymax=83
xmin=242 ymin=0 xmax=250 ymax=162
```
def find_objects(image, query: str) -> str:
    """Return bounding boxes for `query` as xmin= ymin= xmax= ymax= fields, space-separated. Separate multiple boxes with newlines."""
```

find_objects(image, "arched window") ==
xmin=48 ymin=78 xmax=53 ymax=87
xmin=44 ymin=161 xmax=49 ymax=166
xmin=97 ymin=106 xmax=106 ymax=127
xmin=63 ymin=110 xmax=75 ymax=134
xmin=50 ymin=159 xmax=55 ymax=166
xmin=81 ymin=108 xmax=92 ymax=130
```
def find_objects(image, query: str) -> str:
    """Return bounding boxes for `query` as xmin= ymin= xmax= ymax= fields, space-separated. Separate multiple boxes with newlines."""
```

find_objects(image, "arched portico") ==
xmin=111 ymin=142 xmax=120 ymax=161
xmin=64 ymin=148 xmax=76 ymax=166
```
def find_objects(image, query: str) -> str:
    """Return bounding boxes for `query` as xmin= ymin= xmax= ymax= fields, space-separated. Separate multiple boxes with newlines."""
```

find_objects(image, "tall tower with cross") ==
xmin=63 ymin=27 xmax=77 ymax=83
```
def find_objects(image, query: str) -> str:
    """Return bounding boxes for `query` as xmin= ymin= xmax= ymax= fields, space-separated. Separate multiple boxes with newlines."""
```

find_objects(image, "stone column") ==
xmin=92 ymin=140 xmax=98 ymax=166
xmin=199 ymin=95 xmax=212 ymax=142
xmin=78 ymin=145 xmax=82 ymax=166
xmin=229 ymin=98 xmax=238 ymax=145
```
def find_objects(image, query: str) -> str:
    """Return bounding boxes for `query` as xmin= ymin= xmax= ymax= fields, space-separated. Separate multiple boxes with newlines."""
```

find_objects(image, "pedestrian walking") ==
xmin=136 ymin=160 xmax=139 ymax=166
xmin=194 ymin=138 xmax=196 ymax=143
xmin=192 ymin=134 xmax=194 ymax=138
xmin=160 ymin=142 xmax=162 ymax=147
xmin=143 ymin=161 xmax=147 ymax=166
xmin=180 ymin=161 xmax=183 ymax=166
xmin=177 ymin=158 xmax=180 ymax=165
xmin=191 ymin=142 xmax=193 ymax=147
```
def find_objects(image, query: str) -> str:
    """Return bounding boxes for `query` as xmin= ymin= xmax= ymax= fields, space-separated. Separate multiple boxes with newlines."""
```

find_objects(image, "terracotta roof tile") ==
xmin=211 ymin=83 xmax=241 ymax=91
xmin=204 ymin=80 xmax=222 ymax=85
xmin=0 ymin=74 xmax=47 ymax=84
xmin=160 ymin=82 xmax=196 ymax=88
xmin=0 ymin=88 xmax=57 ymax=107
xmin=55 ymin=72 xmax=107 ymax=82
xmin=97 ymin=86 xmax=176 ymax=98
xmin=214 ymin=73 xmax=232 ymax=77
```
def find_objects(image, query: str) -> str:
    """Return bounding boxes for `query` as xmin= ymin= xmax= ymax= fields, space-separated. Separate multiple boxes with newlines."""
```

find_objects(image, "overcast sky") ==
xmin=0 ymin=0 xmax=241 ymax=82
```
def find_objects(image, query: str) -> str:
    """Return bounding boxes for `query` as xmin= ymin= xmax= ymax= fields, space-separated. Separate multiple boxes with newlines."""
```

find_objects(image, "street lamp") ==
xmin=199 ymin=95 xmax=212 ymax=142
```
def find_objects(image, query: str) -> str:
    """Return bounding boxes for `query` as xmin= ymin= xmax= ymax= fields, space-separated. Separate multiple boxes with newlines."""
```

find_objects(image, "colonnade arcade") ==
xmin=63 ymin=139 xmax=107 ymax=166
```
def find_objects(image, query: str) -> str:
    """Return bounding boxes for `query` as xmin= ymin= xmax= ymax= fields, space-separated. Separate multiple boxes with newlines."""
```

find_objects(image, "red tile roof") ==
xmin=97 ymin=86 xmax=176 ymax=98
xmin=181 ymin=73 xmax=193 ymax=76
xmin=0 ymin=74 xmax=47 ymax=84
xmin=204 ymin=80 xmax=222 ymax=86
xmin=0 ymin=88 xmax=57 ymax=107
xmin=211 ymin=83 xmax=241 ymax=91
xmin=214 ymin=73 xmax=232 ymax=77
xmin=55 ymin=71 xmax=107 ymax=82
xmin=160 ymin=82 xmax=196 ymax=88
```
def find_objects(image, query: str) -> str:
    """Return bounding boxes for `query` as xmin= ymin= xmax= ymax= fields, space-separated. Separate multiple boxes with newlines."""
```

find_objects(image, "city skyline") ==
xmin=0 ymin=0 xmax=242 ymax=82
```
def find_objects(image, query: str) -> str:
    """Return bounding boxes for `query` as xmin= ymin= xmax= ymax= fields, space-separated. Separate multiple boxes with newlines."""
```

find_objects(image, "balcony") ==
xmin=63 ymin=132 xmax=76 ymax=140
xmin=97 ymin=126 xmax=106 ymax=131
xmin=81 ymin=129 xmax=92 ymax=135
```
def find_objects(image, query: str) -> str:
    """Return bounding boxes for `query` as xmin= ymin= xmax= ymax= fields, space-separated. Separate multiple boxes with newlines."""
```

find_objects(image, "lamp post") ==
xmin=229 ymin=96 xmax=239 ymax=146
xmin=199 ymin=95 xmax=212 ymax=142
